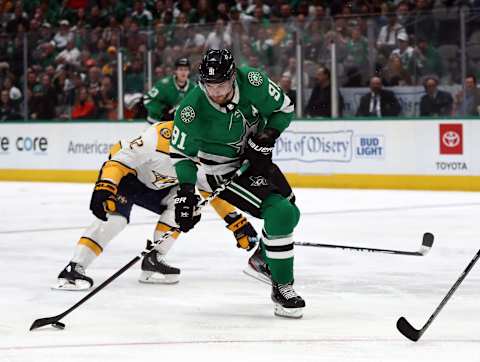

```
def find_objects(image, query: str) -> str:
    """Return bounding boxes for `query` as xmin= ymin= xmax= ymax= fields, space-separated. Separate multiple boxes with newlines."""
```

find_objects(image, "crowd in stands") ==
xmin=1 ymin=0 xmax=480 ymax=120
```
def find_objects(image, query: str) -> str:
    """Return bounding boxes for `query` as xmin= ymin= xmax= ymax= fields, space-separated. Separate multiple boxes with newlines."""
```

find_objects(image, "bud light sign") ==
xmin=355 ymin=135 xmax=385 ymax=159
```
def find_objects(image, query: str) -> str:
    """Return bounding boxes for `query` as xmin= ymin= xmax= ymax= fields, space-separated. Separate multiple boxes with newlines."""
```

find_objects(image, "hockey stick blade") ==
xmin=30 ymin=315 xmax=66 ymax=331
xmin=396 ymin=249 xmax=480 ymax=342
xmin=396 ymin=316 xmax=422 ymax=342
xmin=419 ymin=232 xmax=434 ymax=255
xmin=294 ymin=232 xmax=434 ymax=256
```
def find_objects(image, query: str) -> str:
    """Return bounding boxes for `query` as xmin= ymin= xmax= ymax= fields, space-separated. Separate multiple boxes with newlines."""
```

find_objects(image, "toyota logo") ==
xmin=442 ymin=131 xmax=460 ymax=148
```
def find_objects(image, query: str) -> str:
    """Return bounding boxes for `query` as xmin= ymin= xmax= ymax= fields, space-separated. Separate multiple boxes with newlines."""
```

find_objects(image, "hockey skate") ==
xmin=139 ymin=247 xmax=180 ymax=284
xmin=271 ymin=281 xmax=305 ymax=319
xmin=53 ymin=262 xmax=94 ymax=291
xmin=243 ymin=243 xmax=272 ymax=285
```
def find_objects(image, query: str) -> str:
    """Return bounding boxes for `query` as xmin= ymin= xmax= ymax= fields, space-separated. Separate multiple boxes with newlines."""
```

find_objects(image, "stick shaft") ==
xmin=294 ymin=241 xmax=423 ymax=256
xmin=420 ymin=249 xmax=480 ymax=332
xmin=31 ymin=162 xmax=250 ymax=330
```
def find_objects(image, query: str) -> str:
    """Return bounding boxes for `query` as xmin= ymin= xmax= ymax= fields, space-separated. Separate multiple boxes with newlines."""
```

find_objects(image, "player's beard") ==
xmin=209 ymin=87 xmax=234 ymax=106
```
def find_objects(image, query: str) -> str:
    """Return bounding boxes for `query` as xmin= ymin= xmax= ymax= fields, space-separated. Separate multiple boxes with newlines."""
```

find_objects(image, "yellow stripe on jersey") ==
xmin=99 ymin=160 xmax=137 ymax=185
xmin=200 ymin=191 xmax=236 ymax=219
xmin=108 ymin=142 xmax=122 ymax=159
xmin=78 ymin=237 xmax=103 ymax=256
xmin=156 ymin=222 xmax=180 ymax=239
xmin=155 ymin=121 xmax=173 ymax=154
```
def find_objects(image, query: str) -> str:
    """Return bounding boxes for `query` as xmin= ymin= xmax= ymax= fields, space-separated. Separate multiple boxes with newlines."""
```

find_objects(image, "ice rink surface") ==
xmin=1 ymin=182 xmax=480 ymax=362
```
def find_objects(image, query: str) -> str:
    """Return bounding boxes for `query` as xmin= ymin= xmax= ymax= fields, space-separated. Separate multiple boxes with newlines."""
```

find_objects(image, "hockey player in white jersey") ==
xmin=55 ymin=120 xmax=260 ymax=290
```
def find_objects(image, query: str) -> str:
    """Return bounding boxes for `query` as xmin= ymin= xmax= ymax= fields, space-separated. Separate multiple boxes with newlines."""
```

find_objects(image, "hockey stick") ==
xmin=30 ymin=162 xmax=250 ymax=331
xmin=294 ymin=232 xmax=434 ymax=256
xmin=397 ymin=248 xmax=480 ymax=342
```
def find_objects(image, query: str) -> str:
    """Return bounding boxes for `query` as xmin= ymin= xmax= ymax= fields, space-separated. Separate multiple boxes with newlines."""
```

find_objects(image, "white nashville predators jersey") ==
xmin=106 ymin=121 xmax=178 ymax=190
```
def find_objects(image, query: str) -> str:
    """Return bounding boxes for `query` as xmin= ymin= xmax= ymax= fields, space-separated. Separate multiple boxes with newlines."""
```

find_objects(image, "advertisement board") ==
xmin=0 ymin=120 xmax=479 ymax=190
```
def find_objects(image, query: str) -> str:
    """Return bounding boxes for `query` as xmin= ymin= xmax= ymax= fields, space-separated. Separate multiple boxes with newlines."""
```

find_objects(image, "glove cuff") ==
xmin=225 ymin=214 xmax=247 ymax=233
xmin=95 ymin=180 xmax=118 ymax=194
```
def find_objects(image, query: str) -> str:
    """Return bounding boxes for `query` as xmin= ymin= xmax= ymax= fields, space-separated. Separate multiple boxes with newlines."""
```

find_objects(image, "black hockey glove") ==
xmin=89 ymin=180 xmax=118 ymax=221
xmin=174 ymin=184 xmax=202 ymax=232
xmin=243 ymin=128 xmax=280 ymax=172
xmin=225 ymin=212 xmax=258 ymax=251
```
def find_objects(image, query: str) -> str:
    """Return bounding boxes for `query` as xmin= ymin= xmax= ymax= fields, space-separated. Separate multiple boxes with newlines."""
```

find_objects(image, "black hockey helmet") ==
xmin=174 ymin=57 xmax=190 ymax=68
xmin=198 ymin=49 xmax=235 ymax=84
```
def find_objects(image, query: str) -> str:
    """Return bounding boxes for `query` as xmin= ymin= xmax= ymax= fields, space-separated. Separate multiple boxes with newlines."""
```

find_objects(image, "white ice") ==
xmin=1 ymin=182 xmax=480 ymax=362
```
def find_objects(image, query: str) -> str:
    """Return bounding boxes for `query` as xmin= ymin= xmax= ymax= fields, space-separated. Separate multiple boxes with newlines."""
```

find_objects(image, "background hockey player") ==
xmin=170 ymin=49 xmax=305 ymax=318
xmin=56 ymin=120 xmax=258 ymax=290
xmin=143 ymin=57 xmax=196 ymax=124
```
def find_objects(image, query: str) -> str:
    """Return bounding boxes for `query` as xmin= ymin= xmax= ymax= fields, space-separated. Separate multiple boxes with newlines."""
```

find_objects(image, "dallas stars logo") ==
xmin=247 ymin=71 xmax=263 ymax=87
xmin=227 ymin=108 xmax=260 ymax=154
xmin=180 ymin=106 xmax=195 ymax=123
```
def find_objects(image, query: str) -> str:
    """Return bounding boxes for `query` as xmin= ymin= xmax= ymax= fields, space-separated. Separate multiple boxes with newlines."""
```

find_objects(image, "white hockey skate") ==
xmin=53 ymin=262 xmax=93 ymax=291
xmin=138 ymin=248 xmax=180 ymax=284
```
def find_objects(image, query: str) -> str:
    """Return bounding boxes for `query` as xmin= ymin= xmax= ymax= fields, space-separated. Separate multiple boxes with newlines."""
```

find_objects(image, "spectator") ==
xmin=344 ymin=26 xmax=369 ymax=85
xmin=410 ymin=0 xmax=437 ymax=43
xmin=29 ymin=74 xmax=57 ymax=120
xmin=96 ymin=76 xmax=117 ymax=120
xmin=279 ymin=73 xmax=296 ymax=106
xmin=0 ymin=89 xmax=21 ymax=121
xmin=29 ymin=83 xmax=56 ymax=120
xmin=216 ymin=2 xmax=230 ymax=22
xmin=6 ymin=3 xmax=29 ymax=34
xmin=71 ymin=86 xmax=96 ymax=119
xmin=53 ymin=20 xmax=74 ymax=49
xmin=246 ymin=0 xmax=270 ymax=17
xmin=204 ymin=19 xmax=232 ymax=50
xmin=305 ymin=67 xmax=344 ymax=118
xmin=307 ymin=5 xmax=331 ymax=35
xmin=381 ymin=53 xmax=412 ymax=86
xmin=304 ymin=23 xmax=324 ymax=63
xmin=154 ymin=66 xmax=166 ymax=80
xmin=36 ymin=42 xmax=57 ymax=68
xmin=390 ymin=33 xmax=416 ymax=74
xmin=454 ymin=74 xmax=480 ymax=116
xmin=3 ymin=76 xmax=22 ymax=106
xmin=251 ymin=27 xmax=274 ymax=67
xmin=356 ymin=76 xmax=401 ymax=117
xmin=131 ymin=0 xmax=153 ymax=27
xmin=376 ymin=9 xmax=407 ymax=63
xmin=88 ymin=5 xmax=106 ymax=29
xmin=184 ymin=25 xmax=206 ymax=57
xmin=414 ymin=37 xmax=443 ymax=79
xmin=125 ymin=59 xmax=145 ymax=94
xmin=190 ymin=0 xmax=216 ymax=24
xmin=419 ymin=76 xmax=453 ymax=117
xmin=395 ymin=1 xmax=411 ymax=30
xmin=55 ymin=39 xmax=81 ymax=67
xmin=282 ymin=57 xmax=309 ymax=91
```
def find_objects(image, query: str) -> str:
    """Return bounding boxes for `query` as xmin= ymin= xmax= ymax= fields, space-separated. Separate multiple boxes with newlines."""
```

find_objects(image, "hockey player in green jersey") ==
xmin=170 ymin=49 xmax=305 ymax=318
xmin=143 ymin=57 xmax=196 ymax=124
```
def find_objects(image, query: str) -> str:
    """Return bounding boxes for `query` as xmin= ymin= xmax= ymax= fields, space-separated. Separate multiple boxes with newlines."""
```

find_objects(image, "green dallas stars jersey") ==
xmin=143 ymin=75 xmax=196 ymax=123
xmin=170 ymin=66 xmax=294 ymax=185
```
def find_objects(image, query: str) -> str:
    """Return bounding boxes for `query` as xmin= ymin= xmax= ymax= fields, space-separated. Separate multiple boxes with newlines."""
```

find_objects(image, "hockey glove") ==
xmin=174 ymin=184 xmax=201 ymax=232
xmin=89 ymin=180 xmax=118 ymax=221
xmin=225 ymin=212 xmax=258 ymax=251
xmin=243 ymin=128 xmax=280 ymax=172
